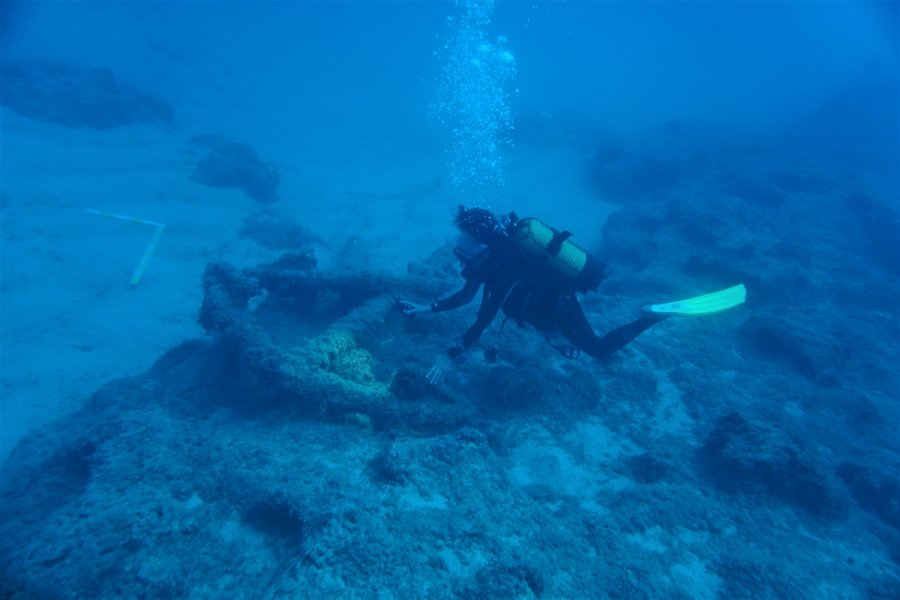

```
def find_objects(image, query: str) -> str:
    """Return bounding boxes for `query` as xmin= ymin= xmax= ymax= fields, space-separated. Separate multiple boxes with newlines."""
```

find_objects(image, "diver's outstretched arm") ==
xmin=397 ymin=278 xmax=481 ymax=318
xmin=431 ymin=278 xmax=481 ymax=313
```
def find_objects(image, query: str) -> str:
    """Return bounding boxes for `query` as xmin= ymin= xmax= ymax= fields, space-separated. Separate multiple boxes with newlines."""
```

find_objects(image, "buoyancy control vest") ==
xmin=508 ymin=216 xmax=605 ymax=293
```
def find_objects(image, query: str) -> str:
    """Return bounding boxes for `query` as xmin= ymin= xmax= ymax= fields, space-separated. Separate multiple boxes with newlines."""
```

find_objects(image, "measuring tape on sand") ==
xmin=86 ymin=209 xmax=166 ymax=286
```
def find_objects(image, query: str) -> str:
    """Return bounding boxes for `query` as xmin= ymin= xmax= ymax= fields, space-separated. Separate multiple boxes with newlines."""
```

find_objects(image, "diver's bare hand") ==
xmin=395 ymin=300 xmax=430 ymax=318
xmin=427 ymin=340 xmax=467 ymax=386
xmin=427 ymin=355 xmax=451 ymax=386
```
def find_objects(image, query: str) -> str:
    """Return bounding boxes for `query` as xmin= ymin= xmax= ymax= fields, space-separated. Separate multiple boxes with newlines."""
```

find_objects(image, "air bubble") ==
xmin=430 ymin=0 xmax=517 ymax=201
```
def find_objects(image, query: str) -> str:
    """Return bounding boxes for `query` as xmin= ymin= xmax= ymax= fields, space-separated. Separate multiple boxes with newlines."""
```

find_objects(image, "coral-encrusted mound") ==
xmin=700 ymin=412 xmax=849 ymax=518
xmin=0 ymin=58 xmax=173 ymax=129
xmin=188 ymin=134 xmax=280 ymax=204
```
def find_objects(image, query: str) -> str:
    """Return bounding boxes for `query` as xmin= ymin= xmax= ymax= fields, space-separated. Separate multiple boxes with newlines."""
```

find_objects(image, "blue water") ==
xmin=1 ymin=1 xmax=898 ymax=598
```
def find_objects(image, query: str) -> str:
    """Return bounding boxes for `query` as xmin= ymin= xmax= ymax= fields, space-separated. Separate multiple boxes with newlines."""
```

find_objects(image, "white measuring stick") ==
xmin=86 ymin=209 xmax=167 ymax=285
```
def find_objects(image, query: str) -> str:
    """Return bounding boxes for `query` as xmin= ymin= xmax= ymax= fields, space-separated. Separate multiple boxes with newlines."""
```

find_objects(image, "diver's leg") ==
xmin=557 ymin=297 xmax=664 ymax=360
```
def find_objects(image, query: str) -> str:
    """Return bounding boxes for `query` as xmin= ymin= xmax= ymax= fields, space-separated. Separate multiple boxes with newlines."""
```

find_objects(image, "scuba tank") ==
xmin=507 ymin=215 xmax=605 ymax=293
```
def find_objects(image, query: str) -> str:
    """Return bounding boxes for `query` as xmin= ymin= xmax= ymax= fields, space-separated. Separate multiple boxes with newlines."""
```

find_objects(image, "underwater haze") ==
xmin=1 ymin=0 xmax=898 ymax=598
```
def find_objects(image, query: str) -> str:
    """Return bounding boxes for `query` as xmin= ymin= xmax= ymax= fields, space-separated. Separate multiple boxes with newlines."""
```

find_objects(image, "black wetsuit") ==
xmin=431 ymin=231 xmax=660 ymax=360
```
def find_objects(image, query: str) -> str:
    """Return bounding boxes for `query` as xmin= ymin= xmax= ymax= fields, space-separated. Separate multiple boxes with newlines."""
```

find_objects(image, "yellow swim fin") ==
xmin=641 ymin=284 xmax=747 ymax=317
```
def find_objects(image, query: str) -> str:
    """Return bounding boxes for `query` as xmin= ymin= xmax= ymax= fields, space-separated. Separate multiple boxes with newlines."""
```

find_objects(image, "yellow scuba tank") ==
xmin=510 ymin=217 xmax=605 ymax=292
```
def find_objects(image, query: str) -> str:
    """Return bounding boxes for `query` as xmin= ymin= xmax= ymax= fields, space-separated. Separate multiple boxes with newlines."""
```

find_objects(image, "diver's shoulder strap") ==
xmin=546 ymin=230 xmax=572 ymax=255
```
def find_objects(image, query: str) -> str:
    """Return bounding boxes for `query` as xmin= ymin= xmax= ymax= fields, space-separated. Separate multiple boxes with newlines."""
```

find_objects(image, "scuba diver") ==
xmin=397 ymin=206 xmax=745 ymax=383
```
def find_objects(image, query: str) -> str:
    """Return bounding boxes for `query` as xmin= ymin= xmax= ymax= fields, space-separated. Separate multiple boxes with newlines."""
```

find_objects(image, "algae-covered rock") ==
xmin=239 ymin=210 xmax=328 ymax=251
xmin=189 ymin=134 xmax=280 ymax=204
xmin=0 ymin=58 xmax=173 ymax=129
xmin=390 ymin=367 xmax=432 ymax=401
xmin=699 ymin=412 xmax=849 ymax=518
